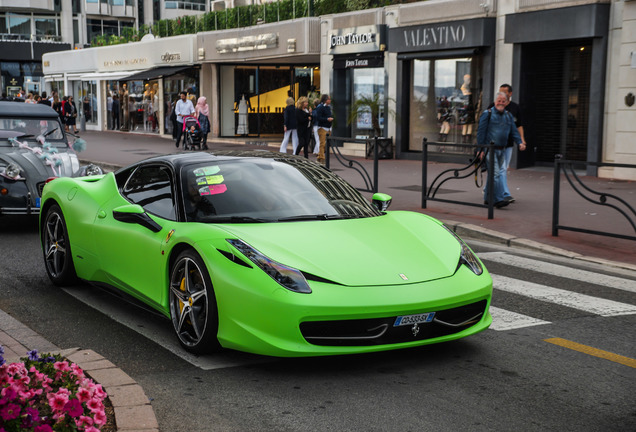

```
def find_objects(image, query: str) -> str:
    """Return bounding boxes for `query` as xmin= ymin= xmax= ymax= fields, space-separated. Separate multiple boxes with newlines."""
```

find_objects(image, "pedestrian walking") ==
xmin=112 ymin=95 xmax=121 ymax=130
xmin=314 ymin=94 xmax=333 ymax=164
xmin=38 ymin=91 xmax=51 ymax=106
xmin=295 ymin=97 xmax=312 ymax=158
xmin=174 ymin=91 xmax=195 ymax=148
xmin=476 ymin=91 xmax=525 ymax=208
xmin=279 ymin=97 xmax=298 ymax=154
xmin=488 ymin=84 xmax=527 ymax=204
xmin=65 ymin=96 xmax=79 ymax=134
xmin=311 ymin=98 xmax=320 ymax=155
xmin=196 ymin=96 xmax=210 ymax=150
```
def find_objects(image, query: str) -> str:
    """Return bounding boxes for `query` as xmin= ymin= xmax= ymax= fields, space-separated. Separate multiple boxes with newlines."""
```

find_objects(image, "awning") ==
xmin=79 ymin=71 xmax=136 ymax=81
xmin=123 ymin=65 xmax=193 ymax=81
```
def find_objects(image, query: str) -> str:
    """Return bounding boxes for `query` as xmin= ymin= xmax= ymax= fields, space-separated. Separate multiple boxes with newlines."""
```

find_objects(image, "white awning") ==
xmin=79 ymin=71 xmax=136 ymax=81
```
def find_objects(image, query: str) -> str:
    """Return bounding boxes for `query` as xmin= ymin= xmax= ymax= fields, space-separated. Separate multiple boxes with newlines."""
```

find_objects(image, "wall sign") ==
xmin=216 ymin=33 xmax=278 ymax=53
xmin=329 ymin=25 xmax=386 ymax=55
xmin=389 ymin=18 xmax=495 ymax=53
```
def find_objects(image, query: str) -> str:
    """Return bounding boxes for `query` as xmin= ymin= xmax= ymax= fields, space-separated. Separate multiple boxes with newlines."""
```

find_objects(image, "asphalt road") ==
xmin=1 ymin=215 xmax=635 ymax=431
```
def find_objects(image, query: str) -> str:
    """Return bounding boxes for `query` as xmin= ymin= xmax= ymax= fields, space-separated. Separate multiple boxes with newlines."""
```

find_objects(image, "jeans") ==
xmin=484 ymin=148 xmax=507 ymax=204
xmin=502 ymin=146 xmax=513 ymax=198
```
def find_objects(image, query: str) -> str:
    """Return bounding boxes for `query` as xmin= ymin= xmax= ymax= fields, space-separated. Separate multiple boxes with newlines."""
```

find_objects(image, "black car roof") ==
xmin=0 ymin=101 xmax=60 ymax=119
xmin=124 ymin=150 xmax=309 ymax=171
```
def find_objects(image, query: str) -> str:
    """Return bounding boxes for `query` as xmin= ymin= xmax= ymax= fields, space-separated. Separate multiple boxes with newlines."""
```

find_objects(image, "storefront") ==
xmin=42 ymin=34 xmax=198 ymax=134
xmin=196 ymin=19 xmax=321 ymax=138
xmin=329 ymin=25 xmax=387 ymax=139
xmin=389 ymin=17 xmax=496 ymax=160
xmin=504 ymin=4 xmax=610 ymax=173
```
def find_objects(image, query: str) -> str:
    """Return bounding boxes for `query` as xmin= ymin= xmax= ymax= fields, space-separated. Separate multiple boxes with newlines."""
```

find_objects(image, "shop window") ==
xmin=35 ymin=17 xmax=60 ymax=40
xmin=351 ymin=68 xmax=385 ymax=139
xmin=409 ymin=57 xmax=481 ymax=153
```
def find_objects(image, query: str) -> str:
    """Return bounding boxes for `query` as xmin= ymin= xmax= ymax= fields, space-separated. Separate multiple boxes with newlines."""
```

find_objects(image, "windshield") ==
xmin=0 ymin=118 xmax=66 ymax=147
xmin=181 ymin=157 xmax=382 ymax=223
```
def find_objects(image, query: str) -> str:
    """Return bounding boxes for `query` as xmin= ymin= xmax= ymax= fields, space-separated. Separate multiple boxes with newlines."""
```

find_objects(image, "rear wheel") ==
xmin=42 ymin=204 xmax=78 ymax=286
xmin=169 ymin=249 xmax=221 ymax=354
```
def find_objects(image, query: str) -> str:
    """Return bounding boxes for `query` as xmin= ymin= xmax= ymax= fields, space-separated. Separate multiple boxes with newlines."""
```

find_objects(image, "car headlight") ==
xmin=227 ymin=239 xmax=312 ymax=294
xmin=4 ymin=163 xmax=22 ymax=179
xmin=443 ymin=225 xmax=483 ymax=276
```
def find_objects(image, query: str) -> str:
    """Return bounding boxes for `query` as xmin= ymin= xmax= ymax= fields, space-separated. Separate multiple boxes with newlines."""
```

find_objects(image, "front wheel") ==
xmin=169 ymin=249 xmax=221 ymax=354
xmin=42 ymin=204 xmax=78 ymax=286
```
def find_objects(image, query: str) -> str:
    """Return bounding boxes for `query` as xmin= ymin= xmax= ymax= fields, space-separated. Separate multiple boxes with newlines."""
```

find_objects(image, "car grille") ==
xmin=300 ymin=300 xmax=488 ymax=346
xmin=37 ymin=182 xmax=46 ymax=197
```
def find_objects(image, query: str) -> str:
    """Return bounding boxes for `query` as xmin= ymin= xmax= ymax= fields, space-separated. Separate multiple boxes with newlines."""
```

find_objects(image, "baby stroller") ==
xmin=182 ymin=115 xmax=203 ymax=150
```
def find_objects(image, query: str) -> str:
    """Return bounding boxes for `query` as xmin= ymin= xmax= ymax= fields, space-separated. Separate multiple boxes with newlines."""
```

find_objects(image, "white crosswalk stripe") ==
xmin=479 ymin=252 xmax=636 ymax=293
xmin=480 ymin=253 xmax=636 ymax=331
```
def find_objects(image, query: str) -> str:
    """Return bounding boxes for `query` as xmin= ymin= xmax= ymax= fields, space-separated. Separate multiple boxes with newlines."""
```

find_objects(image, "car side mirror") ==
xmin=112 ymin=204 xmax=162 ymax=233
xmin=372 ymin=193 xmax=392 ymax=212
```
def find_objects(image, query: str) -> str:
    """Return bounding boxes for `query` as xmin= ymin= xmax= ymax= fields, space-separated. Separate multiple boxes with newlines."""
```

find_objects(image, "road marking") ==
xmin=479 ymin=252 xmax=636 ymax=294
xmin=62 ymin=286 xmax=271 ymax=370
xmin=489 ymin=306 xmax=551 ymax=331
xmin=545 ymin=337 xmax=636 ymax=369
xmin=491 ymin=274 xmax=636 ymax=317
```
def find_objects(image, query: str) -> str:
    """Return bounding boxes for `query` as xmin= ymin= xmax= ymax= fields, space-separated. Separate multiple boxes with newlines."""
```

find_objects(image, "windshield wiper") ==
xmin=277 ymin=214 xmax=360 ymax=222
xmin=206 ymin=216 xmax=271 ymax=223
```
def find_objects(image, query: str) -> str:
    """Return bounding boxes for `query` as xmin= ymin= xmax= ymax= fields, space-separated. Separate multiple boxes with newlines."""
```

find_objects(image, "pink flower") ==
xmin=86 ymin=397 xmax=104 ymax=413
xmin=85 ymin=426 xmax=101 ymax=432
xmin=93 ymin=409 xmax=107 ymax=426
xmin=34 ymin=424 xmax=54 ymax=432
xmin=75 ymin=415 xmax=94 ymax=428
xmin=76 ymin=387 xmax=92 ymax=403
xmin=0 ymin=403 xmax=21 ymax=420
xmin=48 ymin=392 xmax=69 ymax=411
xmin=64 ymin=398 xmax=83 ymax=417
xmin=53 ymin=361 xmax=71 ymax=372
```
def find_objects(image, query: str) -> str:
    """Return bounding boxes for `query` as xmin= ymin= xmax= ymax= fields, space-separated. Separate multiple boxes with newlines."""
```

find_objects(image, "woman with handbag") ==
xmin=65 ymin=96 xmax=79 ymax=134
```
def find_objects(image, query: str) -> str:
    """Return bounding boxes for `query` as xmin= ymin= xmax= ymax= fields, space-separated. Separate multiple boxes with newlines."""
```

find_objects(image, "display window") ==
xmin=409 ymin=56 xmax=482 ymax=154
xmin=164 ymin=73 xmax=198 ymax=136
xmin=351 ymin=67 xmax=385 ymax=139
xmin=220 ymin=65 xmax=319 ymax=137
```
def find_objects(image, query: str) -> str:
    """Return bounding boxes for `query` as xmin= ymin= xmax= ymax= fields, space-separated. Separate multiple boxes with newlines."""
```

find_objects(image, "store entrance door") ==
xmin=519 ymin=40 xmax=592 ymax=168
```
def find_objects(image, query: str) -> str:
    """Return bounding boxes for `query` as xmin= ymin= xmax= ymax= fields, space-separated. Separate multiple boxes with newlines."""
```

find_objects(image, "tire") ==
xmin=42 ymin=204 xmax=78 ymax=286
xmin=169 ymin=249 xmax=221 ymax=354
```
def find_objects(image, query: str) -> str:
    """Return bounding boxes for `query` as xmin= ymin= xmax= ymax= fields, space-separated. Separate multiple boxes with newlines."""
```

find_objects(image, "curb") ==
xmin=0 ymin=309 xmax=159 ymax=432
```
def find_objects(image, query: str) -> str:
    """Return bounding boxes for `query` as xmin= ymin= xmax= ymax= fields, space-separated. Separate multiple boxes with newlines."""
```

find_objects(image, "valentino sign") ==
xmin=403 ymin=24 xmax=466 ymax=48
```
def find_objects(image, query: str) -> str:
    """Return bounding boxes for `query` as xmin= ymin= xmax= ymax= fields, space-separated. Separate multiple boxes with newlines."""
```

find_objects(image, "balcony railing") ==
xmin=0 ymin=33 xmax=63 ymax=42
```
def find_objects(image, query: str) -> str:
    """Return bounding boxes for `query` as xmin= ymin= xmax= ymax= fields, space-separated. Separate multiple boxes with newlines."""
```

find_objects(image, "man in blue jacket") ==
xmin=314 ymin=94 xmax=333 ymax=164
xmin=477 ymin=92 xmax=526 ymax=208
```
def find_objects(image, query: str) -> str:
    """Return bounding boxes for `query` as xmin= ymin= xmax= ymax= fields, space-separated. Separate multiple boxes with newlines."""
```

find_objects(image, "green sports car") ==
xmin=40 ymin=150 xmax=492 ymax=357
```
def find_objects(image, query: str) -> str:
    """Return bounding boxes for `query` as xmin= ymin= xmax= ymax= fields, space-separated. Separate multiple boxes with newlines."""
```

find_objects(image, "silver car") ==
xmin=0 ymin=101 xmax=101 ymax=215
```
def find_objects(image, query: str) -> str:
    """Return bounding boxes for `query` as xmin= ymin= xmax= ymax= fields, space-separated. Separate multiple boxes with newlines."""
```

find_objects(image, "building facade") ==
xmin=39 ymin=0 xmax=636 ymax=180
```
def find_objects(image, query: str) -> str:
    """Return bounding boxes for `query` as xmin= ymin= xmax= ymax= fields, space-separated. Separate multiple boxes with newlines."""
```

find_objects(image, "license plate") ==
xmin=394 ymin=312 xmax=435 ymax=327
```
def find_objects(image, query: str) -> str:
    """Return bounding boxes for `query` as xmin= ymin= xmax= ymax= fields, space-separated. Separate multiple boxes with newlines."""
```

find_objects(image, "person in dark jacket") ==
xmin=279 ymin=97 xmax=298 ymax=154
xmin=314 ymin=94 xmax=333 ymax=164
xmin=64 ymin=96 xmax=79 ymax=134
xmin=112 ymin=95 xmax=121 ymax=130
xmin=294 ymin=97 xmax=312 ymax=158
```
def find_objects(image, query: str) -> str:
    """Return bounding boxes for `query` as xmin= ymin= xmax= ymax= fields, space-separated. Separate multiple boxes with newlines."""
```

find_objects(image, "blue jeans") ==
xmin=502 ymin=146 xmax=513 ymax=198
xmin=484 ymin=148 xmax=506 ymax=204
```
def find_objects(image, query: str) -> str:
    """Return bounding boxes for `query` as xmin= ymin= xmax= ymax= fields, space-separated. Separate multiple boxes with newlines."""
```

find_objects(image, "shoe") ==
xmin=175 ymin=141 xmax=179 ymax=148
xmin=504 ymin=196 xmax=515 ymax=203
xmin=494 ymin=200 xmax=509 ymax=209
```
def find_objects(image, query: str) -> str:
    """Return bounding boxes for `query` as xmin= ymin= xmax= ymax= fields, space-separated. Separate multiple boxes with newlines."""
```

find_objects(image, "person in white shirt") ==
xmin=175 ymin=91 xmax=195 ymax=148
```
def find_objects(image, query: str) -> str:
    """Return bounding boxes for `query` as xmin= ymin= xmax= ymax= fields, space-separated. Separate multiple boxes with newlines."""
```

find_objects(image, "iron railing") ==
xmin=552 ymin=156 xmax=636 ymax=241
xmin=422 ymin=138 xmax=497 ymax=219
xmin=326 ymin=136 xmax=379 ymax=193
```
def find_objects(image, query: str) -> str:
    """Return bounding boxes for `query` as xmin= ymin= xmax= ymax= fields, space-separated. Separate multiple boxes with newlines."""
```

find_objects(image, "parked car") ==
xmin=0 ymin=101 xmax=102 ymax=215
xmin=40 ymin=151 xmax=493 ymax=357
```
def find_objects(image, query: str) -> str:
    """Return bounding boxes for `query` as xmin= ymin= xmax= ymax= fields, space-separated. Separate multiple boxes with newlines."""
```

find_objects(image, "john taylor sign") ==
xmin=329 ymin=25 xmax=386 ymax=55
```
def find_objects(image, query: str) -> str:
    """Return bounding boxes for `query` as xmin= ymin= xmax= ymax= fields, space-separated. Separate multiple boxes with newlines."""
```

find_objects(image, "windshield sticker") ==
xmin=196 ymin=174 xmax=224 ymax=186
xmin=198 ymin=184 xmax=227 ymax=196
xmin=193 ymin=166 xmax=220 ymax=176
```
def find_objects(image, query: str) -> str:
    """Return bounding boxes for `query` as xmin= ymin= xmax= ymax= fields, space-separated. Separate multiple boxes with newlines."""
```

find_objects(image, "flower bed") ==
xmin=0 ymin=345 xmax=112 ymax=432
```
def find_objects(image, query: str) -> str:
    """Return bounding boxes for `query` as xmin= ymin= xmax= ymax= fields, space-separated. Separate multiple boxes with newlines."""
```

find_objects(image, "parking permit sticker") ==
xmin=198 ymin=184 xmax=227 ymax=196
xmin=196 ymin=174 xmax=224 ymax=186
xmin=193 ymin=166 xmax=220 ymax=176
